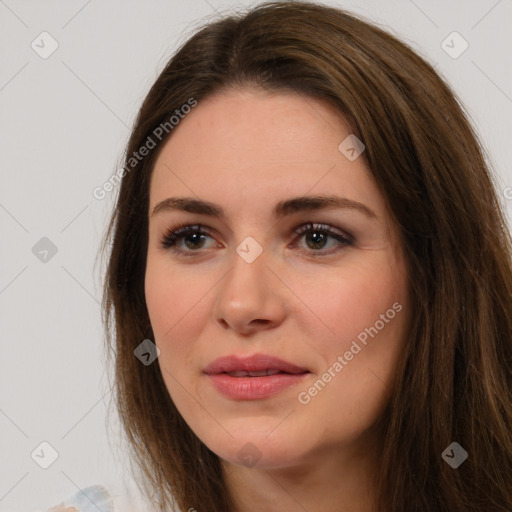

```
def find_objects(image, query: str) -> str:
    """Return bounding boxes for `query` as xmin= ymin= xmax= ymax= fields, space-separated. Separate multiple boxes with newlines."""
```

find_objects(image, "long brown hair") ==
xmin=101 ymin=2 xmax=512 ymax=510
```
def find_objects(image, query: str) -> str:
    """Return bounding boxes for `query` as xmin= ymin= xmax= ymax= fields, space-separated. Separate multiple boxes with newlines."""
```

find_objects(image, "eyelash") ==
xmin=159 ymin=222 xmax=353 ymax=257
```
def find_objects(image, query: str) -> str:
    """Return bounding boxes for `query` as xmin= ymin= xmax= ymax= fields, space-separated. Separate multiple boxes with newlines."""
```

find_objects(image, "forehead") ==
xmin=149 ymin=88 xmax=386 ymax=220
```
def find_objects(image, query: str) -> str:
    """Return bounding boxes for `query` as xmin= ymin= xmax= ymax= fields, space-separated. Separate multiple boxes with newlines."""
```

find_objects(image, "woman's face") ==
xmin=145 ymin=88 xmax=410 ymax=469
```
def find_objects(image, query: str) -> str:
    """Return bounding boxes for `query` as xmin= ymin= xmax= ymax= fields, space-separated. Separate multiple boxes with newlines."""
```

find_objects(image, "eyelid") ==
xmin=292 ymin=222 xmax=353 ymax=244
xmin=160 ymin=223 xmax=216 ymax=250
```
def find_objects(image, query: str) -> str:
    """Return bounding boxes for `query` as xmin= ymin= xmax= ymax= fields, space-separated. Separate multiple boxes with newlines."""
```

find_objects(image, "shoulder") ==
xmin=47 ymin=485 xmax=114 ymax=512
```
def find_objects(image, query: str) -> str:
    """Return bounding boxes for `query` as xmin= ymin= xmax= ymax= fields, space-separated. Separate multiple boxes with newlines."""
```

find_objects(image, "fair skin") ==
xmin=145 ymin=87 xmax=410 ymax=512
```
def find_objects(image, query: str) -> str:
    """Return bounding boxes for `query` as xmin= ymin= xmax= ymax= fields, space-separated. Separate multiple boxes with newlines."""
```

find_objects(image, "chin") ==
xmin=200 ymin=426 xmax=306 ymax=470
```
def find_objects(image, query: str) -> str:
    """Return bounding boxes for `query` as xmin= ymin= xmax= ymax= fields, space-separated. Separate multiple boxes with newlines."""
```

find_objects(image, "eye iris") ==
xmin=184 ymin=232 xmax=206 ymax=249
xmin=306 ymin=230 xmax=327 ymax=250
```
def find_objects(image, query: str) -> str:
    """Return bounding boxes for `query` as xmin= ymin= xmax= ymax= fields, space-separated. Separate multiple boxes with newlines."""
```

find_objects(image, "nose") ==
xmin=212 ymin=244 xmax=287 ymax=336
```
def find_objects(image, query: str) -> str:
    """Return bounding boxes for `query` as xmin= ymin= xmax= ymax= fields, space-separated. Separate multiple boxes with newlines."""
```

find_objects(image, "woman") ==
xmin=59 ymin=1 xmax=512 ymax=511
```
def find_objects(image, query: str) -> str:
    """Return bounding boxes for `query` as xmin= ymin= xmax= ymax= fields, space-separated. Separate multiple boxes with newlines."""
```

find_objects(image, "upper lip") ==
xmin=204 ymin=354 xmax=309 ymax=375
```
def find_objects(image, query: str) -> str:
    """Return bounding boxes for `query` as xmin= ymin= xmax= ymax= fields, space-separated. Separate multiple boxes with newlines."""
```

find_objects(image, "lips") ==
xmin=225 ymin=369 xmax=283 ymax=377
xmin=204 ymin=354 xmax=310 ymax=400
xmin=204 ymin=354 xmax=309 ymax=376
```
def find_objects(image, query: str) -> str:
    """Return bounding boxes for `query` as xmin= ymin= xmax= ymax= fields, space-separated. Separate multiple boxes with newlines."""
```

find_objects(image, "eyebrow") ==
xmin=151 ymin=195 xmax=377 ymax=219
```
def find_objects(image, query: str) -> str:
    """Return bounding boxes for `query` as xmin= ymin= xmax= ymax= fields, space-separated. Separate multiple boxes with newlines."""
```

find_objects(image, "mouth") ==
xmin=204 ymin=353 xmax=309 ymax=376
xmin=204 ymin=354 xmax=310 ymax=400
xmin=222 ymin=369 xmax=299 ymax=377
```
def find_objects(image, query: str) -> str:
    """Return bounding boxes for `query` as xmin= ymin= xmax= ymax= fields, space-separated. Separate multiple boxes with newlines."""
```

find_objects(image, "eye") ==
xmin=291 ymin=222 xmax=353 ymax=255
xmin=160 ymin=224 xmax=217 ymax=254
xmin=159 ymin=222 xmax=353 ymax=256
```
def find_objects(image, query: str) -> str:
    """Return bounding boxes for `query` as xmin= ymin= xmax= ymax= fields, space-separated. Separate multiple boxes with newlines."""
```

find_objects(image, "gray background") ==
xmin=1 ymin=0 xmax=511 ymax=511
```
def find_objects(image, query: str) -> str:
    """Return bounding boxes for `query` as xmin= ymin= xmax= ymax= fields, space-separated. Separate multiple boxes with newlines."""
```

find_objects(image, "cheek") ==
xmin=294 ymin=258 xmax=406 ymax=353
xmin=145 ymin=263 xmax=205 ymax=416
xmin=311 ymin=265 xmax=407 ymax=399
xmin=293 ymin=254 xmax=408 ymax=419
xmin=144 ymin=258 xmax=204 ymax=369
xmin=145 ymin=252 xmax=207 ymax=336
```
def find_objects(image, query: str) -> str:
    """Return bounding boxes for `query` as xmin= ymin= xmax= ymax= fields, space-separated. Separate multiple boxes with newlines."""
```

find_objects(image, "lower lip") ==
xmin=206 ymin=373 xmax=309 ymax=400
